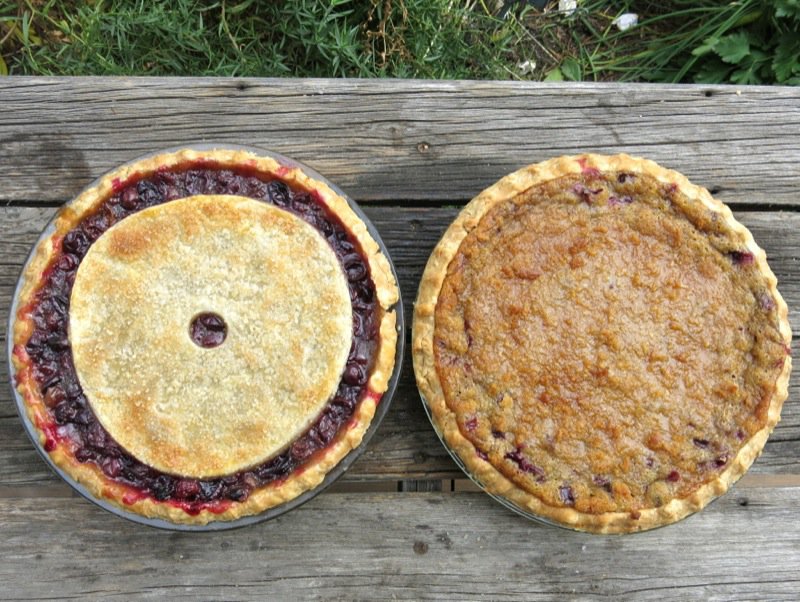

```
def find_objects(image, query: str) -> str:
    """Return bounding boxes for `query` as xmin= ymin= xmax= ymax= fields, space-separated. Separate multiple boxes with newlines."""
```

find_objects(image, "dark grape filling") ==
xmin=729 ymin=250 xmax=755 ymax=266
xmin=558 ymin=485 xmax=575 ymax=505
xmin=189 ymin=312 xmax=227 ymax=348
xmin=22 ymin=164 xmax=380 ymax=511
xmin=504 ymin=449 xmax=546 ymax=482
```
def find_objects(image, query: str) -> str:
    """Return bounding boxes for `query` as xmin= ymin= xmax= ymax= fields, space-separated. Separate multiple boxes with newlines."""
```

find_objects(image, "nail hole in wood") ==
xmin=417 ymin=142 xmax=430 ymax=154
xmin=704 ymin=90 xmax=713 ymax=97
xmin=413 ymin=541 xmax=429 ymax=555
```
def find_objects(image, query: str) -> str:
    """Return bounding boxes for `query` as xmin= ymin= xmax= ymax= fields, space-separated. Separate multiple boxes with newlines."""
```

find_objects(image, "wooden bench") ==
xmin=1 ymin=77 xmax=798 ymax=600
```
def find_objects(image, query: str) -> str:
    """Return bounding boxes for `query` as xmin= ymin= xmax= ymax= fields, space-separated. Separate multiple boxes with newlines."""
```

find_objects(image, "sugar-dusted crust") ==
xmin=412 ymin=153 xmax=791 ymax=534
xmin=71 ymin=195 xmax=353 ymax=478
xmin=12 ymin=147 xmax=399 ymax=525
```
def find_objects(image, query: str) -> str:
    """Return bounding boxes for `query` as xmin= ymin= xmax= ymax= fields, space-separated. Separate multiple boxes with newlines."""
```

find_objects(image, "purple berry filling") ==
xmin=592 ymin=475 xmax=612 ymax=493
xmin=572 ymin=183 xmax=603 ymax=204
xmin=758 ymin=293 xmax=776 ymax=312
xmin=559 ymin=485 xmax=575 ymax=505
xmin=190 ymin=312 xmax=227 ymax=348
xmin=608 ymin=195 xmax=633 ymax=207
xmin=505 ymin=449 xmax=545 ymax=481
xmin=729 ymin=250 xmax=755 ymax=265
xmin=23 ymin=164 xmax=379 ymax=509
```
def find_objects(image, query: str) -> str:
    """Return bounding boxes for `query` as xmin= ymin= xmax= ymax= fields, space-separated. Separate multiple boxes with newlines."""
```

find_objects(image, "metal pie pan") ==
xmin=7 ymin=143 xmax=405 ymax=531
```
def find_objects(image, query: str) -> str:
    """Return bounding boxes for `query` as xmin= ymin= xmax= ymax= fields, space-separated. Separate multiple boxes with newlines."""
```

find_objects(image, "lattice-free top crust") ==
xmin=70 ymin=194 xmax=353 ymax=478
xmin=413 ymin=154 xmax=791 ymax=533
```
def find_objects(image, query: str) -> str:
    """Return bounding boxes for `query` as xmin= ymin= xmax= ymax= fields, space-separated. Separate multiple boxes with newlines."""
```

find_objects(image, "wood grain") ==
xmin=1 ymin=206 xmax=798 ymax=487
xmin=1 ymin=78 xmax=799 ymax=206
xmin=0 ymin=489 xmax=798 ymax=601
xmin=2 ymin=77 xmax=800 ymax=601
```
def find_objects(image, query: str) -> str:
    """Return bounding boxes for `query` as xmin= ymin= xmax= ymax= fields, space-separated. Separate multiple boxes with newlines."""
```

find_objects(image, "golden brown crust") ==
xmin=12 ymin=147 xmax=399 ymax=525
xmin=412 ymin=153 xmax=791 ymax=533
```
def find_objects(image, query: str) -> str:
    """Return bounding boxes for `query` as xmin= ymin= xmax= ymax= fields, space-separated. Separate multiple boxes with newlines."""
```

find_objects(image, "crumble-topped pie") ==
xmin=11 ymin=147 xmax=400 ymax=525
xmin=412 ymin=154 xmax=791 ymax=533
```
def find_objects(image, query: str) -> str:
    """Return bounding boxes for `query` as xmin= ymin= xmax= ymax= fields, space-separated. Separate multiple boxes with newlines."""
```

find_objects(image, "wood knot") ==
xmin=417 ymin=142 xmax=430 ymax=154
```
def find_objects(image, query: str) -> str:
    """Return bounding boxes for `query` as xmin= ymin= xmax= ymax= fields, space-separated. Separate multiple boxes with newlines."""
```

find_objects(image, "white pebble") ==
xmin=559 ymin=0 xmax=577 ymax=16
xmin=613 ymin=13 xmax=639 ymax=31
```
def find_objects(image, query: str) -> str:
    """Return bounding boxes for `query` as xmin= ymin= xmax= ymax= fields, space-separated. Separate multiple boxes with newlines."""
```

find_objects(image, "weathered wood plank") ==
xmin=0 ymin=206 xmax=797 ymax=487
xmin=0 ymin=489 xmax=798 ymax=601
xmin=1 ymin=77 xmax=799 ymax=206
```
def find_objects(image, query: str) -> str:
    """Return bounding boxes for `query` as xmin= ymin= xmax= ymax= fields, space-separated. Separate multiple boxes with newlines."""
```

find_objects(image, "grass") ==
xmin=0 ymin=0 xmax=539 ymax=79
xmin=554 ymin=0 xmax=800 ymax=85
xmin=0 ymin=0 xmax=798 ymax=84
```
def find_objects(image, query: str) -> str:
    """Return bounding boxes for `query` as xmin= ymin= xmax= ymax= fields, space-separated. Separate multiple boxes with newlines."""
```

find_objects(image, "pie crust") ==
xmin=412 ymin=154 xmax=791 ymax=534
xmin=12 ymin=147 xmax=399 ymax=525
xmin=70 ymin=195 xmax=353 ymax=478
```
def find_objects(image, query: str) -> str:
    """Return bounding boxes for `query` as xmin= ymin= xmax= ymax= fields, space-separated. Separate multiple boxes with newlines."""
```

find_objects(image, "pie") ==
xmin=412 ymin=154 xmax=791 ymax=533
xmin=11 ymin=147 xmax=400 ymax=525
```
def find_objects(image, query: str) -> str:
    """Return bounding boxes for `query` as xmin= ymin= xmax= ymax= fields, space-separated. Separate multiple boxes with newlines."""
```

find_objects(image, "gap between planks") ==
xmin=5 ymin=198 xmax=800 ymax=212
xmin=0 ymin=472 xmax=797 ymax=499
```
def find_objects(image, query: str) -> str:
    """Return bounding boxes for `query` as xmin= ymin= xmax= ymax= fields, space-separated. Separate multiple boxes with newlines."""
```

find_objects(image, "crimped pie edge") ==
xmin=411 ymin=153 xmax=791 ymax=534
xmin=11 ymin=147 xmax=399 ymax=525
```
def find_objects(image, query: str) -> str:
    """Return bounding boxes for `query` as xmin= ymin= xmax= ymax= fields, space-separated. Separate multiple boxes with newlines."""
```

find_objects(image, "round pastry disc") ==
xmin=69 ymin=194 xmax=353 ymax=478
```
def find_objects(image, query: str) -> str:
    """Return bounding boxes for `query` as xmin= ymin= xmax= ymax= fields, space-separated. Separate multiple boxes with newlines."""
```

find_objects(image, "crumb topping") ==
xmin=433 ymin=171 xmax=788 ymax=515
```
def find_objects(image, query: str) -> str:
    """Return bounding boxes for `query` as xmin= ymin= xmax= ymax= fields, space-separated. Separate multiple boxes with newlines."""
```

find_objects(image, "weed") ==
xmin=0 ymin=1 xmax=797 ymax=84
xmin=549 ymin=0 xmax=799 ymax=84
xmin=0 ymin=0 xmax=539 ymax=79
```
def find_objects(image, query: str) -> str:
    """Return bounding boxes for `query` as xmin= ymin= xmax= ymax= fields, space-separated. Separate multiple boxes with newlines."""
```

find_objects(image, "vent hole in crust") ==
xmin=189 ymin=312 xmax=228 ymax=348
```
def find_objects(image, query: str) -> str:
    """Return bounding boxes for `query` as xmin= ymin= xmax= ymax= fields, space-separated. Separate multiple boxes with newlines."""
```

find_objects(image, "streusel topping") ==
xmin=434 ymin=171 xmax=787 ymax=514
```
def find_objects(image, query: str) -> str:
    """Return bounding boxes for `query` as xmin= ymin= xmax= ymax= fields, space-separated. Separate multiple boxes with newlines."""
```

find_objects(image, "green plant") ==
xmin=691 ymin=1 xmax=800 ymax=84
xmin=0 ymin=0 xmax=540 ymax=79
xmin=2 ymin=1 xmax=796 ymax=84
xmin=553 ymin=0 xmax=799 ymax=85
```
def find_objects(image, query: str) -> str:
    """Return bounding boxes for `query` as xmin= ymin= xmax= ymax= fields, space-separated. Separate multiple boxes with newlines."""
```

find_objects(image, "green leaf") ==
xmin=226 ymin=0 xmax=258 ymax=15
xmin=773 ymin=33 xmax=800 ymax=82
xmin=693 ymin=58 xmax=732 ymax=84
xmin=560 ymin=56 xmax=581 ymax=81
xmin=692 ymin=36 xmax=719 ymax=58
xmin=0 ymin=54 xmax=7 ymax=76
xmin=732 ymin=10 xmax=763 ymax=28
xmin=543 ymin=67 xmax=563 ymax=81
xmin=714 ymin=32 xmax=751 ymax=65
xmin=774 ymin=0 xmax=800 ymax=19
xmin=729 ymin=50 xmax=770 ymax=85
xmin=730 ymin=67 xmax=761 ymax=85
